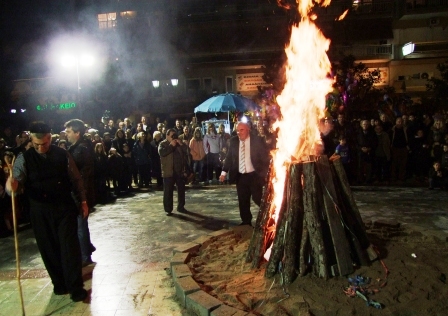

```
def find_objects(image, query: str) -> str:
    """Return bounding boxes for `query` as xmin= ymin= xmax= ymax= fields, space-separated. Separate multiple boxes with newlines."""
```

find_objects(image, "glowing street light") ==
xmin=61 ymin=53 xmax=95 ymax=91
xmin=152 ymin=80 xmax=160 ymax=88
xmin=60 ymin=53 xmax=95 ymax=119
xmin=171 ymin=79 xmax=179 ymax=87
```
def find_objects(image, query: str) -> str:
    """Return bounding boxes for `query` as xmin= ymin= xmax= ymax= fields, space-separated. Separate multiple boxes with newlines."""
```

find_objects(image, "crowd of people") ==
xmin=2 ymin=111 xmax=448 ymax=235
xmin=2 ymin=111 xmax=448 ymax=237
xmin=0 ymin=109 xmax=447 ymax=302
xmin=322 ymin=112 xmax=448 ymax=189
xmin=0 ymin=115 xmax=235 ymax=237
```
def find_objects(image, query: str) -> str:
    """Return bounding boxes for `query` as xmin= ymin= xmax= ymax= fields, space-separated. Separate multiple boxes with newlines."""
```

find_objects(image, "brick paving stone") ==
xmin=211 ymin=304 xmax=249 ymax=316
xmin=173 ymin=242 xmax=201 ymax=255
xmin=171 ymin=252 xmax=191 ymax=268
xmin=172 ymin=264 xmax=192 ymax=279
xmin=174 ymin=276 xmax=201 ymax=307
xmin=186 ymin=290 xmax=222 ymax=316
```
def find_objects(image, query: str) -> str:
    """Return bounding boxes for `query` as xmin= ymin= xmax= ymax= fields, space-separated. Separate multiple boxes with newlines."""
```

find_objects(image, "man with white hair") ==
xmin=219 ymin=122 xmax=269 ymax=226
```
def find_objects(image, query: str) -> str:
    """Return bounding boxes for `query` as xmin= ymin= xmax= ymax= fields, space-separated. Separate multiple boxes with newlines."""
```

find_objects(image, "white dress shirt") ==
xmin=239 ymin=137 xmax=255 ymax=173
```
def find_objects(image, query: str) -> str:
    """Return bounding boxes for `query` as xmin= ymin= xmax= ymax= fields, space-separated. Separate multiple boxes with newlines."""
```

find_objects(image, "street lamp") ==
xmin=152 ymin=80 xmax=160 ymax=88
xmin=60 ymin=53 xmax=94 ymax=119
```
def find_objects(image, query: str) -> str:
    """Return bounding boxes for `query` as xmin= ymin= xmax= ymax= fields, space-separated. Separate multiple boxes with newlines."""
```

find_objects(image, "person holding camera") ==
xmin=158 ymin=128 xmax=191 ymax=215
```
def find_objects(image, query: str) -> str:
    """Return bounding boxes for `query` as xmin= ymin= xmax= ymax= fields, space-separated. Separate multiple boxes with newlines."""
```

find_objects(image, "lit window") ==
xmin=98 ymin=13 xmax=117 ymax=29
xmin=352 ymin=0 xmax=372 ymax=9
xmin=120 ymin=11 xmax=137 ymax=19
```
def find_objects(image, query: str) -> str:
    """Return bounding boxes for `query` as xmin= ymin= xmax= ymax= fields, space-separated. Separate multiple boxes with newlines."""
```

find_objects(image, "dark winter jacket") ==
xmin=132 ymin=141 xmax=151 ymax=166
xmin=68 ymin=138 xmax=95 ymax=207
xmin=158 ymin=139 xmax=190 ymax=178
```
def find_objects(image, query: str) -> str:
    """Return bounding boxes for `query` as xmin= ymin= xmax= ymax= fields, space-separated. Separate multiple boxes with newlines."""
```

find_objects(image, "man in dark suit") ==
xmin=219 ymin=122 xmax=270 ymax=226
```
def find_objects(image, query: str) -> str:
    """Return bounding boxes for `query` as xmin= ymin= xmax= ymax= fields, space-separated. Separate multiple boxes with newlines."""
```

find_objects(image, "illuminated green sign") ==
xmin=36 ymin=102 xmax=77 ymax=111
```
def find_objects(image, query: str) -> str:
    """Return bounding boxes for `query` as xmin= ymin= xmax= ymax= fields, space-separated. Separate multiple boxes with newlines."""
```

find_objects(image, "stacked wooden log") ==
xmin=246 ymin=155 xmax=377 ymax=284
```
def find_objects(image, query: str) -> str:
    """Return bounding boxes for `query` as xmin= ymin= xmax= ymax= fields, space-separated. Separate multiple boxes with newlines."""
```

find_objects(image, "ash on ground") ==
xmin=188 ymin=224 xmax=448 ymax=316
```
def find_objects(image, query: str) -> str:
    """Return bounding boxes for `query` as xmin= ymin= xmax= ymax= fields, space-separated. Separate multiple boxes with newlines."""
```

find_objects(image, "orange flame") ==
xmin=336 ymin=9 xmax=349 ymax=21
xmin=298 ymin=0 xmax=331 ymax=17
xmin=264 ymin=1 xmax=333 ymax=260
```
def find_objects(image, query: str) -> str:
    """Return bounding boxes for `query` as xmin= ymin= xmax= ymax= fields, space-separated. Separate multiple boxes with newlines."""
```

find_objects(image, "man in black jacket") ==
xmin=356 ymin=119 xmax=378 ymax=184
xmin=219 ymin=122 xmax=270 ymax=226
xmin=65 ymin=119 xmax=96 ymax=267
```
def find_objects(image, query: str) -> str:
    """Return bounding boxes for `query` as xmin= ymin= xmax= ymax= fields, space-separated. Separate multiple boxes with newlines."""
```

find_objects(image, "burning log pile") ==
xmin=241 ymin=0 xmax=378 ymax=285
xmin=246 ymin=155 xmax=377 ymax=284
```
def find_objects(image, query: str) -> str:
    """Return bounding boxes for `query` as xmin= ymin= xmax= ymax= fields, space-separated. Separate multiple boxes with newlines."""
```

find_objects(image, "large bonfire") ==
xmin=245 ymin=0 xmax=376 ymax=282
xmin=266 ymin=0 xmax=334 ymax=260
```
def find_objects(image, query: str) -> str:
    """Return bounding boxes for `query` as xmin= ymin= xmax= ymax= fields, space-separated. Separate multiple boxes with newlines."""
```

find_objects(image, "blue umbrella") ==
xmin=194 ymin=93 xmax=260 ymax=113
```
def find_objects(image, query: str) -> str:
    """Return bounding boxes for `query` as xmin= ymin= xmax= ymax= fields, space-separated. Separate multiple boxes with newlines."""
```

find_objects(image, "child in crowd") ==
xmin=335 ymin=136 xmax=351 ymax=180
xmin=58 ymin=139 xmax=67 ymax=150
xmin=428 ymin=161 xmax=448 ymax=190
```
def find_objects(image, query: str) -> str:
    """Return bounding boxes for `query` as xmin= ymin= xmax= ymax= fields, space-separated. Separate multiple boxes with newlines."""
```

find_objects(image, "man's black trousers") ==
xmin=29 ymin=200 xmax=84 ymax=293
xmin=236 ymin=172 xmax=263 ymax=224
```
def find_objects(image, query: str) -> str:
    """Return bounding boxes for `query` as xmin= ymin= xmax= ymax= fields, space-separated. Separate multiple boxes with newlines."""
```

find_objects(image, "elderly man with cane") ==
xmin=6 ymin=122 xmax=88 ymax=302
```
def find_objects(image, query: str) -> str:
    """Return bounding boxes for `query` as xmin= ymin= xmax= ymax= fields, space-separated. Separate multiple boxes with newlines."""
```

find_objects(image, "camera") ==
xmin=101 ymin=110 xmax=111 ymax=124
xmin=172 ymin=133 xmax=178 ymax=139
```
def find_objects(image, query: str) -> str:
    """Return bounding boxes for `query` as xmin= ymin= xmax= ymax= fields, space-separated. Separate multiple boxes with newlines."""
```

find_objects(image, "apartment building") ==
xmin=9 ymin=0 xmax=448 ymax=118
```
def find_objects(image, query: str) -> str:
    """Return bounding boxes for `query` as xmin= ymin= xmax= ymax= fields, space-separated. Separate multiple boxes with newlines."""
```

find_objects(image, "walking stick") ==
xmin=8 ymin=157 xmax=26 ymax=315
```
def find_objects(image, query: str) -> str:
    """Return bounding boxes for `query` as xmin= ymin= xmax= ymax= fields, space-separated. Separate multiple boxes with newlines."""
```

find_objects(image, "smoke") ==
xmin=11 ymin=1 xmax=183 ymax=118
xmin=6 ymin=1 xmax=283 ymax=121
xmin=74 ymin=3 xmax=182 ymax=108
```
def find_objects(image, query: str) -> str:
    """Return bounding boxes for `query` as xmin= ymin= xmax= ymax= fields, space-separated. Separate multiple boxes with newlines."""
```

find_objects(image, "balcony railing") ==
xmin=403 ymin=41 xmax=448 ymax=58
xmin=329 ymin=44 xmax=393 ymax=59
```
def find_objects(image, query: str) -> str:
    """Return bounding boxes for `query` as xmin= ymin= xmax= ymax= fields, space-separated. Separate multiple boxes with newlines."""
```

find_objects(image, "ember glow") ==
xmin=264 ymin=0 xmax=334 ymax=260
xmin=337 ymin=9 xmax=349 ymax=21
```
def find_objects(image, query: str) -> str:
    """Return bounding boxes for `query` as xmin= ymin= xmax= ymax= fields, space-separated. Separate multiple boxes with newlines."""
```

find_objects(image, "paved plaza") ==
xmin=0 ymin=184 xmax=447 ymax=315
